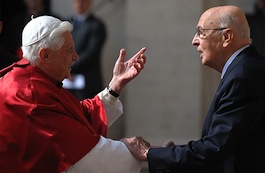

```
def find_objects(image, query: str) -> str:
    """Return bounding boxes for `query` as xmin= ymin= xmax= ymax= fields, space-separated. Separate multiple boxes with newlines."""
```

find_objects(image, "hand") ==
xmin=162 ymin=140 xmax=175 ymax=147
xmin=108 ymin=47 xmax=147 ymax=94
xmin=121 ymin=136 xmax=150 ymax=161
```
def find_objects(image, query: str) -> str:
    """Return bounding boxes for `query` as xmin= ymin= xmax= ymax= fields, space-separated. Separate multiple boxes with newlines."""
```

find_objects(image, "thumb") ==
xmin=116 ymin=48 xmax=126 ymax=64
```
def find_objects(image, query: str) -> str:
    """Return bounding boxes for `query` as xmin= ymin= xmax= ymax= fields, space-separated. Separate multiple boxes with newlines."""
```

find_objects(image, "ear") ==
xmin=222 ymin=29 xmax=233 ymax=47
xmin=39 ymin=48 xmax=50 ymax=63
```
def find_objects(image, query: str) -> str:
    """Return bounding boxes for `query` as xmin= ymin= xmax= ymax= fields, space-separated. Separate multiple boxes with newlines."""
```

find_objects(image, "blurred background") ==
xmin=1 ymin=0 xmax=264 ymax=172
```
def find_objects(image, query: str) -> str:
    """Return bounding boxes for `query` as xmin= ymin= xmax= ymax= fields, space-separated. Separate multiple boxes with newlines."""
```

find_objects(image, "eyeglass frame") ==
xmin=195 ymin=27 xmax=228 ymax=39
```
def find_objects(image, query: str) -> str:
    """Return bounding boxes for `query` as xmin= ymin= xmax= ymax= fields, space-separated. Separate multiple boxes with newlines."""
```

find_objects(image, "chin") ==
xmin=201 ymin=59 xmax=206 ymax=65
xmin=201 ymin=57 xmax=209 ymax=65
xmin=66 ymin=71 xmax=72 ymax=77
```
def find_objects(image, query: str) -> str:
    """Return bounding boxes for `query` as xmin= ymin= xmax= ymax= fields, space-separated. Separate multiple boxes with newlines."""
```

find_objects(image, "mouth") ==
xmin=200 ymin=52 xmax=203 ymax=58
xmin=69 ymin=64 xmax=73 ymax=71
xmin=197 ymin=50 xmax=203 ymax=58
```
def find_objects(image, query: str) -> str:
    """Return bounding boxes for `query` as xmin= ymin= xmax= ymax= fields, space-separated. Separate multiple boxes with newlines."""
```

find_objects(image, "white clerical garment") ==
xmin=64 ymin=88 xmax=142 ymax=173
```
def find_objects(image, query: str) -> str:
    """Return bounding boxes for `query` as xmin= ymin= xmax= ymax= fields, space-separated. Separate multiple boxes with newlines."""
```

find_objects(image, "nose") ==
xmin=192 ymin=34 xmax=199 ymax=46
xmin=73 ymin=49 xmax=79 ymax=61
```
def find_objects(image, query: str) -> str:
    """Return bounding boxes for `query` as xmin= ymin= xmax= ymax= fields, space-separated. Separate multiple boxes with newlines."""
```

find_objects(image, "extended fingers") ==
xmin=133 ymin=54 xmax=146 ymax=71
xmin=116 ymin=47 xmax=146 ymax=65
xmin=121 ymin=136 xmax=150 ymax=161
xmin=137 ymin=54 xmax=146 ymax=64
xmin=128 ymin=47 xmax=147 ymax=65
xmin=137 ymin=136 xmax=151 ymax=148
xmin=121 ymin=136 xmax=150 ymax=147
xmin=132 ymin=47 xmax=146 ymax=60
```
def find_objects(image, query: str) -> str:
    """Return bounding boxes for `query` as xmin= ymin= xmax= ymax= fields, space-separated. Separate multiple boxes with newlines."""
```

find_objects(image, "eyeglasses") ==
xmin=196 ymin=27 xmax=227 ymax=39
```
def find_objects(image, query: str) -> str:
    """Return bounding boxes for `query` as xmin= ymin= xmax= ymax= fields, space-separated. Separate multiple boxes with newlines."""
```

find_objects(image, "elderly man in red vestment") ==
xmin=0 ymin=15 xmax=146 ymax=173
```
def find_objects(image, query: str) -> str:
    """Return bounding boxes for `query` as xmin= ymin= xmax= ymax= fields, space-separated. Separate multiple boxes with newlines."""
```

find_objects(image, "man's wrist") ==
xmin=106 ymin=86 xmax=120 ymax=97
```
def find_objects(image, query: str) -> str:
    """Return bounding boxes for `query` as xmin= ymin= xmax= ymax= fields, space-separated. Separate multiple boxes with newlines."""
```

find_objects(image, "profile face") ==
xmin=192 ymin=10 xmax=224 ymax=71
xmin=48 ymin=31 xmax=79 ymax=81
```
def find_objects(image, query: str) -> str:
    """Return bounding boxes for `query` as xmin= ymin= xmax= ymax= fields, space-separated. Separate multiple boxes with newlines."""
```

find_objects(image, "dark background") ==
xmin=0 ymin=0 xmax=51 ymax=41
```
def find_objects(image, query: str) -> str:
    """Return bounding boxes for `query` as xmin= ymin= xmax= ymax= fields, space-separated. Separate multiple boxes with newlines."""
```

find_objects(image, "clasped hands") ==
xmin=121 ymin=136 xmax=175 ymax=161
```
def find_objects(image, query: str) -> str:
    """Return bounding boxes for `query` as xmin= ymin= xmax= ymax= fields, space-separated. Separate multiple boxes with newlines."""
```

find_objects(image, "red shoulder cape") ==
xmin=0 ymin=59 xmax=107 ymax=172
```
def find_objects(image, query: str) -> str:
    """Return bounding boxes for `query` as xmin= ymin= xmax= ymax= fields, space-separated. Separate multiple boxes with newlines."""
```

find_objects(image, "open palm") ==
xmin=110 ymin=47 xmax=146 ymax=92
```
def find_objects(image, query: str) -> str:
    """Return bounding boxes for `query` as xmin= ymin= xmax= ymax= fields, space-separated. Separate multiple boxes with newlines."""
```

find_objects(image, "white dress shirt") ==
xmin=64 ymin=88 xmax=142 ymax=173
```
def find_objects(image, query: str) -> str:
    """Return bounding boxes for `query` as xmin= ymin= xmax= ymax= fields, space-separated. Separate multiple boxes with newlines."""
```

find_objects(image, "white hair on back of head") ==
xmin=22 ymin=21 xmax=73 ymax=63
xmin=218 ymin=9 xmax=250 ymax=39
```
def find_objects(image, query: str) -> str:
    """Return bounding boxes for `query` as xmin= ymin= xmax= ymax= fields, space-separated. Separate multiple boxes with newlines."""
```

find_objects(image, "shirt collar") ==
xmin=221 ymin=45 xmax=250 ymax=79
xmin=74 ymin=10 xmax=91 ymax=22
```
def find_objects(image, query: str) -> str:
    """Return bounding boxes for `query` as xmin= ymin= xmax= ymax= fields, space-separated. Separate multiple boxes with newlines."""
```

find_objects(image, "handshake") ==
xmin=122 ymin=136 xmax=175 ymax=161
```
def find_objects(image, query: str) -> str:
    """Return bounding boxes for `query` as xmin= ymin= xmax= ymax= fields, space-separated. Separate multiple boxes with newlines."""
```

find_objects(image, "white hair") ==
xmin=22 ymin=21 xmax=73 ymax=63
xmin=218 ymin=10 xmax=251 ymax=39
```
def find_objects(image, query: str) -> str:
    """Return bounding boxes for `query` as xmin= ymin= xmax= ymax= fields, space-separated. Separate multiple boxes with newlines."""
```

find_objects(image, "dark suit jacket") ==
xmin=0 ymin=46 xmax=19 ymax=69
xmin=147 ymin=46 xmax=265 ymax=173
xmin=70 ymin=14 xmax=107 ymax=99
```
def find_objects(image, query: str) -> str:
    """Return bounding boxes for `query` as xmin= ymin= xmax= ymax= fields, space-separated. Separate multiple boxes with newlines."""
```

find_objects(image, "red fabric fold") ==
xmin=0 ymin=59 xmax=108 ymax=172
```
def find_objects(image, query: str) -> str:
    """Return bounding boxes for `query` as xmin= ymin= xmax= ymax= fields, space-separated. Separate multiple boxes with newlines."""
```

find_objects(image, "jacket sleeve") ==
xmin=147 ymin=74 xmax=265 ymax=172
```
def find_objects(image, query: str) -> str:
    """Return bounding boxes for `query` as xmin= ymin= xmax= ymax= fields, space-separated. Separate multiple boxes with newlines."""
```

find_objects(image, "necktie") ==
xmin=73 ymin=20 xmax=82 ymax=30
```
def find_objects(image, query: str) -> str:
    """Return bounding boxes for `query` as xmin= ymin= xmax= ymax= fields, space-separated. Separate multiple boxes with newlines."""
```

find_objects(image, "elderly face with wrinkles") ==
xmin=192 ymin=6 xmax=251 ymax=73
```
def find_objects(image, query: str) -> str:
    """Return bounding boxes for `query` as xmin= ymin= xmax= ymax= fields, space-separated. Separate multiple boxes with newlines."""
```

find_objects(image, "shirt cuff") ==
xmin=98 ymin=87 xmax=118 ymax=105
xmin=97 ymin=88 xmax=123 ymax=127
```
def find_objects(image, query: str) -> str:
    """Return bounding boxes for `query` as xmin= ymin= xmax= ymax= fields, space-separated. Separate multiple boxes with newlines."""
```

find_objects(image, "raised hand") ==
xmin=109 ymin=47 xmax=147 ymax=94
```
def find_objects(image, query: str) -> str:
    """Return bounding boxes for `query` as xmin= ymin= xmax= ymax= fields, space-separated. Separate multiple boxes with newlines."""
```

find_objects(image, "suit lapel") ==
xmin=201 ymin=79 xmax=223 ymax=136
xmin=222 ymin=46 xmax=257 ymax=81
xmin=201 ymin=46 xmax=257 ymax=136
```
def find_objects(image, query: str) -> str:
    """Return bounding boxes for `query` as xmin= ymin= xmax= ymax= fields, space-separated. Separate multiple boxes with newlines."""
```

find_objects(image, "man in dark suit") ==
xmin=63 ymin=0 xmax=106 ymax=99
xmin=121 ymin=5 xmax=265 ymax=173
xmin=0 ymin=5 xmax=19 ymax=69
